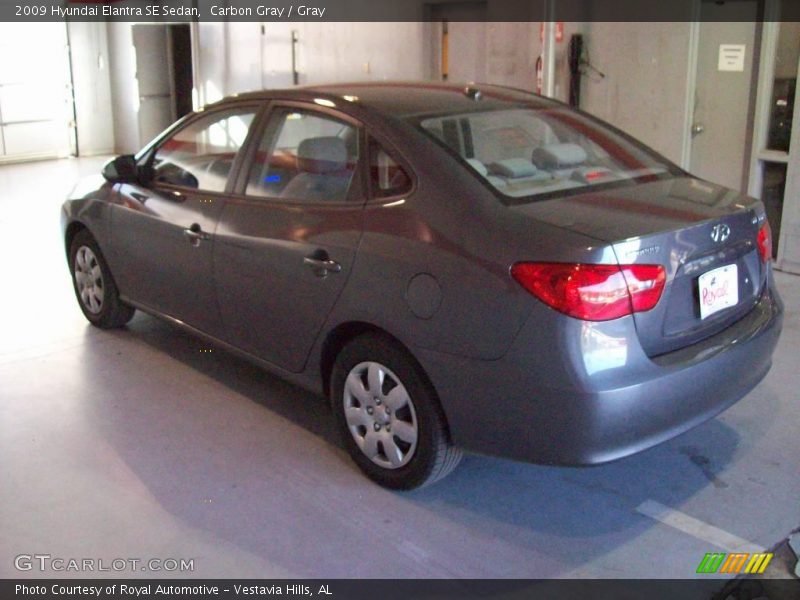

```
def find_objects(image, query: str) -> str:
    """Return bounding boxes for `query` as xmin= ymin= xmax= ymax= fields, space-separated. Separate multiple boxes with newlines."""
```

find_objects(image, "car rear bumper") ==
xmin=415 ymin=279 xmax=783 ymax=465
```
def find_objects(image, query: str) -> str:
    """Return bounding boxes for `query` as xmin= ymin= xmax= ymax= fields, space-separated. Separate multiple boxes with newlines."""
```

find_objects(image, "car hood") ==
xmin=509 ymin=176 xmax=760 ymax=243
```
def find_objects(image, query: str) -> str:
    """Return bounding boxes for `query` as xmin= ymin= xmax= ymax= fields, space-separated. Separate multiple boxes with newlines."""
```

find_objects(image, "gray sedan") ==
xmin=61 ymin=83 xmax=783 ymax=489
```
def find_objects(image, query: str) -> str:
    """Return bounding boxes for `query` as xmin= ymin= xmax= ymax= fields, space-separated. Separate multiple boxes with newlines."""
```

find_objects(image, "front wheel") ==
xmin=69 ymin=229 xmax=135 ymax=329
xmin=331 ymin=333 xmax=462 ymax=490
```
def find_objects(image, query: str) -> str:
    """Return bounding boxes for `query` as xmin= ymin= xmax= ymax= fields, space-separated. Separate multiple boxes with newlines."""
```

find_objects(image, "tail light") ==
xmin=757 ymin=221 xmax=772 ymax=263
xmin=510 ymin=262 xmax=666 ymax=321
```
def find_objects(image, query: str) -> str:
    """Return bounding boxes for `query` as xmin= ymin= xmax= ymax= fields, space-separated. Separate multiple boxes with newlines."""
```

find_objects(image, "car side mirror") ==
xmin=102 ymin=155 xmax=139 ymax=183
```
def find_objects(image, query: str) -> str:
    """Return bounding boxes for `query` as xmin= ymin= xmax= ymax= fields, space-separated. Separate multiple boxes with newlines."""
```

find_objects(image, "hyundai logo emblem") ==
xmin=710 ymin=223 xmax=731 ymax=243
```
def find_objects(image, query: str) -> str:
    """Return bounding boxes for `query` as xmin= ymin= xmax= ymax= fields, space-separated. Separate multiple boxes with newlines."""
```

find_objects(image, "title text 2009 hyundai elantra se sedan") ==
xmin=61 ymin=83 xmax=783 ymax=489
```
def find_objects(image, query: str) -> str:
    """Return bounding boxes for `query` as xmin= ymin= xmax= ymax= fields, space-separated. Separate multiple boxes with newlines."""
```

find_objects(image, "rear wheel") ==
xmin=69 ymin=229 xmax=135 ymax=329
xmin=331 ymin=333 xmax=462 ymax=490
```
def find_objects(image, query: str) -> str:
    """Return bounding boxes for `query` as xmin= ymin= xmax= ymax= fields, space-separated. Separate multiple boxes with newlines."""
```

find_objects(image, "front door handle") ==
xmin=183 ymin=223 xmax=210 ymax=246
xmin=304 ymin=253 xmax=341 ymax=277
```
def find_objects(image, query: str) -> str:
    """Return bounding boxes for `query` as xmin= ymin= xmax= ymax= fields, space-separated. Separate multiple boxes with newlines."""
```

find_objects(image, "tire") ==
xmin=331 ymin=333 xmax=462 ymax=490
xmin=69 ymin=229 xmax=135 ymax=329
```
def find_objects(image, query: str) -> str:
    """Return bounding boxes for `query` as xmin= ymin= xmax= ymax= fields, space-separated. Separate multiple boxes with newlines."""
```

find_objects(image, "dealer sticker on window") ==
xmin=698 ymin=263 xmax=738 ymax=320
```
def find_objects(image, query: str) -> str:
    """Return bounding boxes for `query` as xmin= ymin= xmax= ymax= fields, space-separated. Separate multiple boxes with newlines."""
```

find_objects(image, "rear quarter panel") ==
xmin=318 ymin=118 xmax=605 ymax=364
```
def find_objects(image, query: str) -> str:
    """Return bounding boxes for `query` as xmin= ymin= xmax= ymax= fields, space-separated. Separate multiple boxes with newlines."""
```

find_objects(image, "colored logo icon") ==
xmin=696 ymin=552 xmax=773 ymax=574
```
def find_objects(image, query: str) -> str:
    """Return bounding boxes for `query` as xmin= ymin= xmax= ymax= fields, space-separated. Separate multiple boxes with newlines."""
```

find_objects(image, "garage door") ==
xmin=0 ymin=23 xmax=73 ymax=162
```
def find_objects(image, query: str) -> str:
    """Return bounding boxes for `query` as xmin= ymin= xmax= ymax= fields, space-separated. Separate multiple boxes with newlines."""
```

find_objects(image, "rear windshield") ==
xmin=416 ymin=107 xmax=680 ymax=202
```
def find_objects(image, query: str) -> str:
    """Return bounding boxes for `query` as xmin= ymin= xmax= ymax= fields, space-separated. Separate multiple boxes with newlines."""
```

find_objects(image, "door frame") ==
xmin=681 ymin=0 xmax=800 ymax=272
xmin=682 ymin=0 xmax=763 ymax=179
xmin=189 ymin=21 xmax=202 ymax=110
xmin=745 ymin=0 xmax=800 ymax=272
xmin=680 ymin=12 xmax=702 ymax=170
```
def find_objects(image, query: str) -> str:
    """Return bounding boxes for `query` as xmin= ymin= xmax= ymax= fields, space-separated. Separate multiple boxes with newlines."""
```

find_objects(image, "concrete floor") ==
xmin=1 ymin=157 xmax=798 ymax=585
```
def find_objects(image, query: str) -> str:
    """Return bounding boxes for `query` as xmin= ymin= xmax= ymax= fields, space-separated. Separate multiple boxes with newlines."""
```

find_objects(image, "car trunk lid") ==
xmin=512 ymin=177 xmax=768 ymax=356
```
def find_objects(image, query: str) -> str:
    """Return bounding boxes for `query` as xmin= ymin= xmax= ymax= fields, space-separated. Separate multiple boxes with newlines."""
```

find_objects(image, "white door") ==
xmin=0 ymin=23 xmax=72 ymax=161
xmin=690 ymin=1 xmax=759 ymax=191
xmin=132 ymin=24 xmax=175 ymax=145
xmin=261 ymin=25 xmax=295 ymax=88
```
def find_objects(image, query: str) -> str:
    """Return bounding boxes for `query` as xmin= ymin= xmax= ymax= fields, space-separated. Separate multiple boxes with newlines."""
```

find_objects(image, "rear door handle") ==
xmin=304 ymin=254 xmax=341 ymax=277
xmin=183 ymin=224 xmax=210 ymax=246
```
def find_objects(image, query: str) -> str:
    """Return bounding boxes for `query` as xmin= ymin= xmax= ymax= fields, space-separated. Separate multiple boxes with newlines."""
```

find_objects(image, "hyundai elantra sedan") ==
xmin=61 ymin=82 xmax=783 ymax=489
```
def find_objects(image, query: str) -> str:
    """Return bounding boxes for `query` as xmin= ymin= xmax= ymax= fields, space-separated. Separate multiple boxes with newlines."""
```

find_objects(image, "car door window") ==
xmin=245 ymin=109 xmax=359 ymax=202
xmin=151 ymin=108 xmax=256 ymax=193
xmin=369 ymin=139 xmax=412 ymax=198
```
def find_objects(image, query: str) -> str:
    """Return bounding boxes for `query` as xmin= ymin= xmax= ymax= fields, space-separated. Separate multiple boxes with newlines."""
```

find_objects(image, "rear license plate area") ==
xmin=698 ymin=263 xmax=738 ymax=320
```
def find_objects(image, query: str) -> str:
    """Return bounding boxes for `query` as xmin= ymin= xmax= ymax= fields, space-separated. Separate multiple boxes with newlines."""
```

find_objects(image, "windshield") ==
xmin=416 ymin=107 xmax=679 ymax=201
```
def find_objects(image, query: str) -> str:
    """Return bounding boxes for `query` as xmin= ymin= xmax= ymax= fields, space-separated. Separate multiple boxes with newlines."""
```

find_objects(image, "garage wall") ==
xmin=579 ymin=22 xmax=693 ymax=166
xmin=195 ymin=22 xmax=432 ymax=105
xmin=195 ymin=22 xmax=546 ymax=106
xmin=124 ymin=20 xmax=696 ymax=168
xmin=382 ymin=18 xmax=692 ymax=167
xmin=298 ymin=23 xmax=431 ymax=83
xmin=483 ymin=22 xmax=589 ymax=99
xmin=484 ymin=22 xmax=539 ymax=91
xmin=435 ymin=20 xmax=692 ymax=166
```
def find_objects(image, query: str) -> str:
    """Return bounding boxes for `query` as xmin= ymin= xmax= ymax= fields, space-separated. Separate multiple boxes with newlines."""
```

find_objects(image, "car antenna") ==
xmin=464 ymin=85 xmax=482 ymax=101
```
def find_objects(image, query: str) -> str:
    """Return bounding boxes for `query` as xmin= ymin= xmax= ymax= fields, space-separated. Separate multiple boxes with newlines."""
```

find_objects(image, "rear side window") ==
xmin=151 ymin=108 xmax=256 ymax=192
xmin=245 ymin=109 xmax=359 ymax=203
xmin=369 ymin=140 xmax=412 ymax=199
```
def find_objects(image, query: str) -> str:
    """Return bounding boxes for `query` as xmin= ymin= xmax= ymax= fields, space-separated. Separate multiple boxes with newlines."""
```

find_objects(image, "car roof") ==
xmin=217 ymin=81 xmax=561 ymax=118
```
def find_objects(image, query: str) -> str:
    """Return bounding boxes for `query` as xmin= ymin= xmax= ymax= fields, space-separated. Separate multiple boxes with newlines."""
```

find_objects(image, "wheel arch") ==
xmin=64 ymin=220 xmax=90 ymax=254
xmin=321 ymin=321 xmax=387 ymax=398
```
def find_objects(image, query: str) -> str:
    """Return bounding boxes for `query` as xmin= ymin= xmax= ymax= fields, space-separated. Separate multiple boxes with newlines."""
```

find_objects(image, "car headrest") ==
xmin=296 ymin=137 xmax=348 ymax=174
xmin=531 ymin=143 xmax=588 ymax=169
xmin=489 ymin=158 xmax=540 ymax=178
